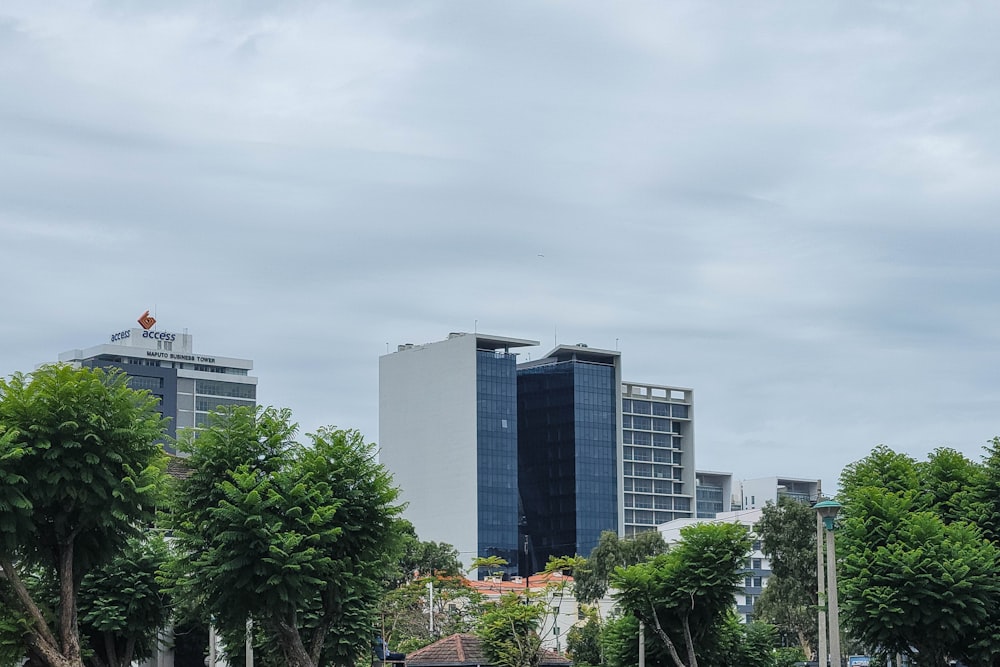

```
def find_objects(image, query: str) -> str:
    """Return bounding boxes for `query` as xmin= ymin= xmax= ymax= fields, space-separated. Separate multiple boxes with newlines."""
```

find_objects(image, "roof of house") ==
xmin=405 ymin=633 xmax=570 ymax=667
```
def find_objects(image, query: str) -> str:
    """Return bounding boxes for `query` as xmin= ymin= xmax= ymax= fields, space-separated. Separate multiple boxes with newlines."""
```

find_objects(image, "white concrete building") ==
xmin=741 ymin=476 xmax=822 ymax=511
xmin=379 ymin=332 xmax=537 ymax=576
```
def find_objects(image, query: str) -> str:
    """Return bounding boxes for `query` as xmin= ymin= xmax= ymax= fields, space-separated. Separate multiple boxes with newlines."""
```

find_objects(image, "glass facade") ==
xmin=476 ymin=350 xmax=520 ymax=576
xmin=517 ymin=359 xmax=618 ymax=572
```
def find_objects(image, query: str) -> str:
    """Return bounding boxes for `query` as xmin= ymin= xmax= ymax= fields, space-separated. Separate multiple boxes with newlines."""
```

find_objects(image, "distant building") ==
xmin=695 ymin=470 xmax=734 ymax=518
xmin=517 ymin=345 xmax=622 ymax=572
xmin=741 ymin=476 xmax=822 ymax=511
xmin=379 ymin=333 xmax=537 ymax=577
xmin=58 ymin=320 xmax=256 ymax=454
xmin=621 ymin=382 xmax=695 ymax=534
xmin=379 ymin=332 xmax=698 ymax=578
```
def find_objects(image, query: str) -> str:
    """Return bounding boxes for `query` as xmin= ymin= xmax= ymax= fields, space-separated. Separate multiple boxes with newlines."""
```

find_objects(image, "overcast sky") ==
xmin=3 ymin=1 xmax=1000 ymax=492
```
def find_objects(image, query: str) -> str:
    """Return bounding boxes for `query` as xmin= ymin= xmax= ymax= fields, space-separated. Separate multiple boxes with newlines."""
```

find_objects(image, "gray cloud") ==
xmin=3 ymin=1 xmax=1000 ymax=490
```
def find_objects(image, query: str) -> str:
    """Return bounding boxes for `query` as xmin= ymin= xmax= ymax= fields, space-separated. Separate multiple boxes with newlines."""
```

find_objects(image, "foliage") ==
xmin=0 ymin=365 xmax=167 ymax=667
xmin=696 ymin=614 xmax=778 ymax=667
xmin=391 ymin=521 xmax=462 ymax=587
xmin=574 ymin=530 xmax=668 ymax=604
xmin=169 ymin=406 xmax=403 ymax=667
xmin=476 ymin=593 xmax=545 ymax=667
xmin=754 ymin=496 xmax=817 ymax=659
xmin=612 ymin=522 xmax=751 ymax=667
xmin=78 ymin=534 xmax=171 ymax=667
xmin=470 ymin=556 xmax=509 ymax=579
xmin=379 ymin=576 xmax=483 ymax=654
xmin=839 ymin=445 xmax=1000 ymax=666
xmin=566 ymin=606 xmax=601 ymax=666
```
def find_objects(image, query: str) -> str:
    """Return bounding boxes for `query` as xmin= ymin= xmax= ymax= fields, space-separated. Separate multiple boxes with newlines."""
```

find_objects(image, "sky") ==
xmin=2 ymin=1 xmax=1000 ymax=493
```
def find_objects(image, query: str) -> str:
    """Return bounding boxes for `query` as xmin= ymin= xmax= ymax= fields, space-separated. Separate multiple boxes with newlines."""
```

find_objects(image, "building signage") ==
xmin=146 ymin=350 xmax=217 ymax=364
xmin=138 ymin=310 xmax=157 ymax=330
xmin=110 ymin=330 xmax=130 ymax=342
xmin=847 ymin=657 xmax=870 ymax=667
xmin=142 ymin=330 xmax=177 ymax=342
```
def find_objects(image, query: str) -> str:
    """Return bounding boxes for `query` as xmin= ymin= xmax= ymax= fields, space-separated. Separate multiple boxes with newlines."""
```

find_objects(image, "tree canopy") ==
xmin=169 ymin=406 xmax=403 ymax=667
xmin=838 ymin=445 xmax=1000 ymax=666
xmin=0 ymin=365 xmax=166 ymax=667
xmin=753 ymin=496 xmax=817 ymax=659
xmin=612 ymin=522 xmax=751 ymax=667
xmin=574 ymin=530 xmax=668 ymax=604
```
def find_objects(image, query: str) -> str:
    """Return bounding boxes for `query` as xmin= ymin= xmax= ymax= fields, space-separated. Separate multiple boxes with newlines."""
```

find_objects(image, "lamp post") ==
xmin=815 ymin=500 xmax=842 ymax=667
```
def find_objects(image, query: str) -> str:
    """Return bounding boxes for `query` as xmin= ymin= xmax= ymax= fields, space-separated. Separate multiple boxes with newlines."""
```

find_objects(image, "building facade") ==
xmin=379 ymin=333 xmax=537 ymax=577
xmin=740 ymin=476 xmax=822 ymax=511
xmin=379 ymin=332 xmax=698 ymax=577
xmin=696 ymin=470 xmax=734 ymax=518
xmin=620 ymin=382 xmax=695 ymax=534
xmin=517 ymin=345 xmax=622 ymax=573
xmin=58 ymin=322 xmax=257 ymax=454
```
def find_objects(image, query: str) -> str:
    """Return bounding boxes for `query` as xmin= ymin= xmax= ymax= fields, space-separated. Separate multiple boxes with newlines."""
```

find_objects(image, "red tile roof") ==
xmin=405 ymin=633 xmax=570 ymax=667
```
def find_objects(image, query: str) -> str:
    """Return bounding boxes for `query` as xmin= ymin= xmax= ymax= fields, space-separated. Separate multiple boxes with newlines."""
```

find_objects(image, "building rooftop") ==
xmin=406 ymin=634 xmax=570 ymax=667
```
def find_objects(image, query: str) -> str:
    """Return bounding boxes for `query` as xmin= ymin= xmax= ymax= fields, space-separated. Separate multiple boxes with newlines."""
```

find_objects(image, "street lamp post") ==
xmin=815 ymin=500 xmax=843 ymax=667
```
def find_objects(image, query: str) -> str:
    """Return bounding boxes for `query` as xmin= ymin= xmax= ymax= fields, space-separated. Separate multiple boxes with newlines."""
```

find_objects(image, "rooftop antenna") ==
xmin=554 ymin=326 xmax=557 ymax=347
xmin=616 ymin=337 xmax=620 ymax=351
xmin=475 ymin=319 xmax=478 ymax=334
xmin=386 ymin=342 xmax=389 ymax=354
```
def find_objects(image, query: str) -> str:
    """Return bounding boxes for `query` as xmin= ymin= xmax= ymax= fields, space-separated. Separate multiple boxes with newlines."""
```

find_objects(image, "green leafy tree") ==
xmin=470 ymin=556 xmax=509 ymax=579
xmin=476 ymin=592 xmax=545 ymax=667
xmin=612 ymin=522 xmax=751 ymax=667
xmin=574 ymin=531 xmax=668 ymax=604
xmin=753 ymin=496 xmax=817 ymax=659
xmin=0 ymin=365 xmax=166 ymax=667
xmin=379 ymin=575 xmax=483 ymax=654
xmin=169 ymin=406 xmax=402 ymax=667
xmin=839 ymin=446 xmax=1000 ymax=666
xmin=565 ymin=606 xmax=601 ymax=666
xmin=77 ymin=534 xmax=171 ymax=667
xmin=392 ymin=522 xmax=462 ymax=586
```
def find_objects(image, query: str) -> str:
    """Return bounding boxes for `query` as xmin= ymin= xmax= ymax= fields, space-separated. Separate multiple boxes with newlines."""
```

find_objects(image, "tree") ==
xmin=169 ymin=406 xmax=402 ymax=667
xmin=470 ymin=556 xmax=509 ymax=579
xmin=574 ymin=530 xmax=668 ymax=604
xmin=753 ymin=496 xmax=818 ymax=659
xmin=379 ymin=575 xmax=483 ymax=654
xmin=612 ymin=522 xmax=751 ymax=667
xmin=839 ymin=445 xmax=1000 ymax=666
xmin=392 ymin=522 xmax=462 ymax=586
xmin=0 ymin=365 xmax=167 ymax=667
xmin=476 ymin=592 xmax=545 ymax=667
xmin=77 ymin=534 xmax=171 ymax=667
xmin=565 ymin=606 xmax=601 ymax=666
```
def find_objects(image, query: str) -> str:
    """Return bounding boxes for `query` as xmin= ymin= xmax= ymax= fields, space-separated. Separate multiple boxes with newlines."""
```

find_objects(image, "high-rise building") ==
xmin=58 ymin=321 xmax=257 ymax=453
xmin=695 ymin=470 xmax=734 ymax=518
xmin=620 ymin=382 xmax=695 ymax=534
xmin=378 ymin=332 xmax=698 ymax=576
xmin=379 ymin=333 xmax=538 ymax=576
xmin=517 ymin=345 xmax=621 ymax=573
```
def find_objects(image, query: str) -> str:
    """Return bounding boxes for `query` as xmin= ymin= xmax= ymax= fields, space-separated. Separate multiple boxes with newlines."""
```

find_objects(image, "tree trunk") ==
xmin=57 ymin=540 xmax=83 ymax=667
xmin=680 ymin=616 xmax=697 ymax=667
xmin=275 ymin=614 xmax=315 ymax=667
xmin=647 ymin=604 xmax=688 ymax=667
xmin=1 ymin=558 xmax=80 ymax=667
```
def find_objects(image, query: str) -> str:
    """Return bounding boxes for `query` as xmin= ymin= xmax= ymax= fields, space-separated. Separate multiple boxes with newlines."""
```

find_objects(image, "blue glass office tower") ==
xmin=517 ymin=345 xmax=621 ymax=573
xmin=476 ymin=348 xmax=520 ymax=570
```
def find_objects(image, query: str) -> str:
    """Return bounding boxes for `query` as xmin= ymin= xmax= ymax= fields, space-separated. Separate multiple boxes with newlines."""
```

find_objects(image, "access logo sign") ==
xmin=137 ymin=310 xmax=157 ymax=330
